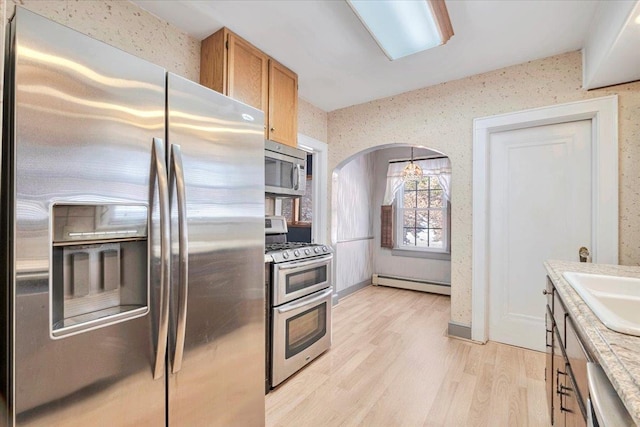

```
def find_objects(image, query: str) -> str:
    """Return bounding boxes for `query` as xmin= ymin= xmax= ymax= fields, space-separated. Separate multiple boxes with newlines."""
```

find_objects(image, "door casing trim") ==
xmin=297 ymin=133 xmax=328 ymax=246
xmin=471 ymin=95 xmax=618 ymax=343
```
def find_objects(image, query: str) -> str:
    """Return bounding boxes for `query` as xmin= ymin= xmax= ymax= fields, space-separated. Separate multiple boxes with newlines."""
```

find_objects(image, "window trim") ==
xmin=391 ymin=248 xmax=451 ymax=260
xmin=394 ymin=175 xmax=450 ymax=254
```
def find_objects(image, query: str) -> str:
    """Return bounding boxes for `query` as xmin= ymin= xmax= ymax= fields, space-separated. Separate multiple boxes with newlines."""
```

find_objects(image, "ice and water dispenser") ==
xmin=51 ymin=204 xmax=149 ymax=337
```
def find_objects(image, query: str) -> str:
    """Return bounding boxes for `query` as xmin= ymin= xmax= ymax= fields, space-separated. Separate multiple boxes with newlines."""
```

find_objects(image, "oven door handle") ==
xmin=276 ymin=254 xmax=333 ymax=271
xmin=293 ymin=164 xmax=301 ymax=190
xmin=276 ymin=288 xmax=333 ymax=313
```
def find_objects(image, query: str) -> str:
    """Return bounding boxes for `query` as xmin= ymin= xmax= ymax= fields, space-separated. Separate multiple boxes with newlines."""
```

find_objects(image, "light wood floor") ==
xmin=266 ymin=285 xmax=550 ymax=427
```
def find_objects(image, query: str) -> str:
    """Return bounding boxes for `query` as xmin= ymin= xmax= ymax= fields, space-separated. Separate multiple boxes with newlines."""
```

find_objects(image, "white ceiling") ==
xmin=133 ymin=0 xmax=601 ymax=112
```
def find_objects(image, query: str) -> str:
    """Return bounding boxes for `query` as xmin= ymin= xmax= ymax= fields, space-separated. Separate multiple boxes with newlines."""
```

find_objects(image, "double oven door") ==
xmin=272 ymin=254 xmax=332 ymax=305
xmin=271 ymin=254 xmax=333 ymax=387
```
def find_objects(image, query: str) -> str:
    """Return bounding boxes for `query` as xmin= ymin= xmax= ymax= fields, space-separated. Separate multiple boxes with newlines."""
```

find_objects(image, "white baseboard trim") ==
xmin=372 ymin=274 xmax=451 ymax=296
xmin=336 ymin=279 xmax=371 ymax=302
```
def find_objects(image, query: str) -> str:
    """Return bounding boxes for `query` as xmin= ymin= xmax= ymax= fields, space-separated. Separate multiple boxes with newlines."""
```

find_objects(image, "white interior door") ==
xmin=488 ymin=120 xmax=592 ymax=351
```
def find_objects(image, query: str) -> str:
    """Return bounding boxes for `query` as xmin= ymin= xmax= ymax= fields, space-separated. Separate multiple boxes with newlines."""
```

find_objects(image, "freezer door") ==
xmin=6 ymin=8 xmax=166 ymax=426
xmin=166 ymin=73 xmax=265 ymax=426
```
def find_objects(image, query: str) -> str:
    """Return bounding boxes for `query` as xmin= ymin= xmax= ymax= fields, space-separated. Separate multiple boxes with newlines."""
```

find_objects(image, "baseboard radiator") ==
xmin=371 ymin=274 xmax=451 ymax=296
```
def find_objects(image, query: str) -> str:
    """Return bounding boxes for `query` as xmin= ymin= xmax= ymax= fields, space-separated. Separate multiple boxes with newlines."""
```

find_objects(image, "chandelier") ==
xmin=402 ymin=147 xmax=423 ymax=182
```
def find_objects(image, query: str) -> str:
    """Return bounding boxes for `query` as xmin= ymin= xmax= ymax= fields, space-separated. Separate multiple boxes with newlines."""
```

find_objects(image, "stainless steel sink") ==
xmin=562 ymin=272 xmax=640 ymax=337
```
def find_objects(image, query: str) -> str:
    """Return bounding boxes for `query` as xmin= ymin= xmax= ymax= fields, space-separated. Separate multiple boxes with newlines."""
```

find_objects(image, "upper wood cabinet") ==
xmin=268 ymin=60 xmax=298 ymax=147
xmin=200 ymin=28 xmax=298 ymax=147
xmin=227 ymin=32 xmax=268 ymax=114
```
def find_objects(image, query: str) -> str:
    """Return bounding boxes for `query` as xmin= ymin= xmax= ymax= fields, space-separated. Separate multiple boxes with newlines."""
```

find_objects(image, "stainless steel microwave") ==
xmin=265 ymin=140 xmax=306 ymax=197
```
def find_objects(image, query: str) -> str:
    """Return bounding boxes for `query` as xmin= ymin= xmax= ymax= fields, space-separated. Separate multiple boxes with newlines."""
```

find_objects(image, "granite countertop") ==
xmin=545 ymin=260 xmax=640 ymax=426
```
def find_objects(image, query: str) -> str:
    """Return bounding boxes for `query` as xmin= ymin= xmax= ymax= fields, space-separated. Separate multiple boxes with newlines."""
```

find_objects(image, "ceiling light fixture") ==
xmin=402 ymin=147 xmax=423 ymax=182
xmin=346 ymin=0 xmax=454 ymax=61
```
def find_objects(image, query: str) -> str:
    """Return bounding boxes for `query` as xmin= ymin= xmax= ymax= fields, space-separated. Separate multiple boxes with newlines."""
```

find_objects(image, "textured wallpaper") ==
xmin=298 ymin=98 xmax=328 ymax=143
xmin=327 ymin=51 xmax=640 ymax=326
xmin=10 ymin=0 xmax=200 ymax=82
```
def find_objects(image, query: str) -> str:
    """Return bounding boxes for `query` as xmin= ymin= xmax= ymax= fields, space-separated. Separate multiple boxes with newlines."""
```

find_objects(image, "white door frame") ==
xmin=298 ymin=134 xmax=328 ymax=245
xmin=471 ymin=96 xmax=618 ymax=343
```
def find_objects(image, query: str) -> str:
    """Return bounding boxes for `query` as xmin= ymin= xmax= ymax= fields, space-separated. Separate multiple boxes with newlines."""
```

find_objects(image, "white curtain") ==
xmin=382 ymin=162 xmax=407 ymax=205
xmin=382 ymin=157 xmax=452 ymax=205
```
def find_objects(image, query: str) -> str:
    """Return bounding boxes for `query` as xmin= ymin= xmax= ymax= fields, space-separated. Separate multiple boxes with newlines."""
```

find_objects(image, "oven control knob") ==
xmin=322 ymin=246 xmax=328 ymax=252
xmin=314 ymin=247 xmax=320 ymax=253
xmin=282 ymin=251 xmax=290 ymax=259
xmin=293 ymin=249 xmax=300 ymax=257
xmin=304 ymin=249 xmax=311 ymax=255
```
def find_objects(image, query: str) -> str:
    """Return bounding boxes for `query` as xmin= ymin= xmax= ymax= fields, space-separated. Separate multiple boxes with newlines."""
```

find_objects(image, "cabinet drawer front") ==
xmin=555 ymin=295 xmax=568 ymax=346
xmin=566 ymin=316 xmax=591 ymax=421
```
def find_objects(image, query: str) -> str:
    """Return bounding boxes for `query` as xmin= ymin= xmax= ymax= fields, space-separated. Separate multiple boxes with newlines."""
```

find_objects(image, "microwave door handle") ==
xmin=151 ymin=138 xmax=171 ymax=380
xmin=276 ymin=287 xmax=333 ymax=313
xmin=170 ymin=144 xmax=189 ymax=374
xmin=296 ymin=164 xmax=303 ymax=190
xmin=291 ymin=165 xmax=298 ymax=190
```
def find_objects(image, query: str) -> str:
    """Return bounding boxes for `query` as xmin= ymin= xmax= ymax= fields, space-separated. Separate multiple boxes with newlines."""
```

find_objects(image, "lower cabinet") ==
xmin=546 ymin=276 xmax=588 ymax=427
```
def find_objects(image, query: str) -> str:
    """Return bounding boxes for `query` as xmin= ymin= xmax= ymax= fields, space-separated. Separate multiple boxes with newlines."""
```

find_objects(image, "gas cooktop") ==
xmin=264 ymin=216 xmax=332 ymax=263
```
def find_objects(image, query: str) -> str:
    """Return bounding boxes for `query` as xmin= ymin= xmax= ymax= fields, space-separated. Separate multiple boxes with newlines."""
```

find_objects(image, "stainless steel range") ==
xmin=265 ymin=216 xmax=333 ymax=389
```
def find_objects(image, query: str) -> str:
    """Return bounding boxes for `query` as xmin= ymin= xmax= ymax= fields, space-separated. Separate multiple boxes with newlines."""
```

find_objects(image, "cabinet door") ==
xmin=268 ymin=59 xmax=298 ymax=147
xmin=553 ymin=328 xmax=587 ymax=427
xmin=227 ymin=32 xmax=269 ymax=123
xmin=200 ymin=28 xmax=226 ymax=94
xmin=563 ymin=368 xmax=587 ymax=427
xmin=553 ymin=326 xmax=566 ymax=426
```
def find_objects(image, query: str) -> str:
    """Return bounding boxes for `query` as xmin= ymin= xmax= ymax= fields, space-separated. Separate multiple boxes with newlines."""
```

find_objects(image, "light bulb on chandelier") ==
xmin=402 ymin=147 xmax=423 ymax=182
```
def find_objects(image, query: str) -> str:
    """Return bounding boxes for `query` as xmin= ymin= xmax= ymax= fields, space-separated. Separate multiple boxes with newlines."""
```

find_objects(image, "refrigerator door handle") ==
xmin=170 ymin=143 xmax=189 ymax=374
xmin=151 ymin=138 xmax=171 ymax=380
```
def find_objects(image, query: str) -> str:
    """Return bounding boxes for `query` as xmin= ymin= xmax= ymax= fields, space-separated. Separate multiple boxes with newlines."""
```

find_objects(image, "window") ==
xmin=396 ymin=175 xmax=448 ymax=251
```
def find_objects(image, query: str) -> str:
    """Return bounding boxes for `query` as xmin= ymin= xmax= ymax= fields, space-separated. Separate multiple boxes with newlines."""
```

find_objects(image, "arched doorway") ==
xmin=331 ymin=144 xmax=452 ymax=303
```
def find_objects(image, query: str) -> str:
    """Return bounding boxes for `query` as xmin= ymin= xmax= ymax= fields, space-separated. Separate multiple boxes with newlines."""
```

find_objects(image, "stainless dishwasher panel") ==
xmin=586 ymin=363 xmax=634 ymax=427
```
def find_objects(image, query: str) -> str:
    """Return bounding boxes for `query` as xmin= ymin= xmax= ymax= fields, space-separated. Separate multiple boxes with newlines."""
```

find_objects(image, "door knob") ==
xmin=579 ymin=246 xmax=591 ymax=263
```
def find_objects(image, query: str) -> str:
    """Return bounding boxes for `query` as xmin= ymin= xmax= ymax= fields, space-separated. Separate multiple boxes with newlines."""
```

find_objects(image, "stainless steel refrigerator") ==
xmin=1 ymin=8 xmax=265 ymax=426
